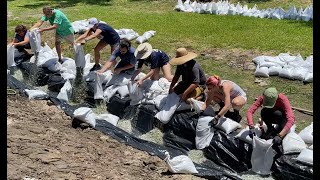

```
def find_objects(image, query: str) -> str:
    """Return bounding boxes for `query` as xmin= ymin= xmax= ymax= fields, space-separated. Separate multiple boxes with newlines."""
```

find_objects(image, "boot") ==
xmin=233 ymin=109 xmax=242 ymax=123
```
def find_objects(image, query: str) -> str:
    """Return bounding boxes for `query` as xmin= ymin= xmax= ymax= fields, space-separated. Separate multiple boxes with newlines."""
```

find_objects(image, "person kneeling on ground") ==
xmin=247 ymin=87 xmax=295 ymax=153
xmin=96 ymin=39 xmax=136 ymax=75
xmin=31 ymin=6 xmax=75 ymax=63
xmin=168 ymin=48 xmax=206 ymax=103
xmin=203 ymin=75 xmax=247 ymax=123
xmin=131 ymin=43 xmax=173 ymax=85
xmin=75 ymin=17 xmax=120 ymax=71
xmin=9 ymin=25 xmax=33 ymax=64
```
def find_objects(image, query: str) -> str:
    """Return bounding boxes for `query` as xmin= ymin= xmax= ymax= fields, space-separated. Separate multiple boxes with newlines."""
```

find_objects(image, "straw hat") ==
xmin=134 ymin=43 xmax=153 ymax=60
xmin=169 ymin=48 xmax=197 ymax=65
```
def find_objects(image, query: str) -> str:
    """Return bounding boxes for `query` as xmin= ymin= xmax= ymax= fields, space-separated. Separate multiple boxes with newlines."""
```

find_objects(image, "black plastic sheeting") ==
xmin=204 ymin=130 xmax=253 ymax=173
xmin=107 ymin=95 xmax=131 ymax=118
xmin=7 ymin=74 xmax=242 ymax=180
xmin=271 ymin=154 xmax=313 ymax=180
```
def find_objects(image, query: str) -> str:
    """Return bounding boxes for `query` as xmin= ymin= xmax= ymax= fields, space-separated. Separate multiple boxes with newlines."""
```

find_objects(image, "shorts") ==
xmin=173 ymin=82 xmax=204 ymax=99
xmin=55 ymin=34 xmax=75 ymax=44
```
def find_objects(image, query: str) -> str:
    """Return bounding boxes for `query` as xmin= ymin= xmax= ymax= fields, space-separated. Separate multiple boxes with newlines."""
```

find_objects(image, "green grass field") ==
xmin=7 ymin=0 xmax=313 ymax=131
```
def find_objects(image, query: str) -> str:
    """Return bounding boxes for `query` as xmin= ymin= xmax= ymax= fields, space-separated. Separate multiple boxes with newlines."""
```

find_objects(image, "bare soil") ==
xmin=7 ymin=94 xmax=203 ymax=180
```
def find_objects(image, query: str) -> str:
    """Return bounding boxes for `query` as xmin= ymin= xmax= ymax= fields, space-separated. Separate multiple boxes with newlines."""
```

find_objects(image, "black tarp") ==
xmin=107 ymin=95 xmax=131 ymax=118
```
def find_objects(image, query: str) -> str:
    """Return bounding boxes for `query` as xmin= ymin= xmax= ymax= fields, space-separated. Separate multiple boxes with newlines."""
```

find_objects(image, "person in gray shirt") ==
xmin=169 ymin=48 xmax=206 ymax=103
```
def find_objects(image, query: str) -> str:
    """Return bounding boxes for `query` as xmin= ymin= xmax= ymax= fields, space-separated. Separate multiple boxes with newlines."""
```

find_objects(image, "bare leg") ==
xmin=55 ymin=41 xmax=62 ymax=62
xmin=161 ymin=63 xmax=173 ymax=81
xmin=150 ymin=68 xmax=160 ymax=80
xmin=231 ymin=96 xmax=246 ymax=111
xmin=94 ymin=40 xmax=108 ymax=65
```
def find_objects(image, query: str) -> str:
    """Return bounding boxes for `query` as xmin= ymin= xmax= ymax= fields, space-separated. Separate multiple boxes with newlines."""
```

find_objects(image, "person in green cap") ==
xmin=246 ymin=87 xmax=295 ymax=146
xmin=31 ymin=6 xmax=74 ymax=63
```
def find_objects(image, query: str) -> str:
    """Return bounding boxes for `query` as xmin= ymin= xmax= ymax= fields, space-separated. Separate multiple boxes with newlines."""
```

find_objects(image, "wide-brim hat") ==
xmin=169 ymin=48 xmax=197 ymax=65
xmin=134 ymin=43 xmax=153 ymax=60
xmin=88 ymin=17 xmax=99 ymax=29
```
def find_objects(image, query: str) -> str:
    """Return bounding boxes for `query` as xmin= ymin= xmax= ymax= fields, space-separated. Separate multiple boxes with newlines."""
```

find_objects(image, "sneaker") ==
xmin=90 ymin=64 xmax=101 ymax=71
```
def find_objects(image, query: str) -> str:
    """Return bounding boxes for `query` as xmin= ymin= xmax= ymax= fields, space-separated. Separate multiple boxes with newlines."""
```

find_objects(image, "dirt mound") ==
xmin=7 ymin=94 xmax=203 ymax=180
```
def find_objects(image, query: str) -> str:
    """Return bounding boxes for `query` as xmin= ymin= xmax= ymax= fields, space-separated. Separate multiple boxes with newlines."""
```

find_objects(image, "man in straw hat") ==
xmin=246 ymin=87 xmax=295 ymax=148
xmin=75 ymin=17 xmax=120 ymax=71
xmin=31 ymin=6 xmax=74 ymax=63
xmin=168 ymin=48 xmax=206 ymax=103
xmin=131 ymin=43 xmax=173 ymax=86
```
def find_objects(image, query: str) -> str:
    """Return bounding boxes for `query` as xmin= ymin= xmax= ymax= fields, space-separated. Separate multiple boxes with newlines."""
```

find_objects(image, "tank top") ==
xmin=221 ymin=80 xmax=246 ymax=99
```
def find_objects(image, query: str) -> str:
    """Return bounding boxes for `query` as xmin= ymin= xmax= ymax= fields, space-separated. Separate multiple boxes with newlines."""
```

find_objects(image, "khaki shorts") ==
xmin=56 ymin=34 xmax=75 ymax=44
xmin=173 ymin=82 xmax=204 ymax=99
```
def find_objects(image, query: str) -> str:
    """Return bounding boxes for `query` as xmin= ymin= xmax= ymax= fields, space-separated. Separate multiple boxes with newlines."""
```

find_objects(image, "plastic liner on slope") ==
xmin=271 ymin=154 xmax=313 ymax=180
xmin=107 ymin=95 xmax=131 ymax=118
xmin=47 ymin=74 xmax=66 ymax=92
xmin=204 ymin=129 xmax=253 ymax=173
xmin=19 ymin=62 xmax=53 ymax=86
xmin=131 ymin=104 xmax=159 ymax=134
xmin=163 ymin=130 xmax=195 ymax=154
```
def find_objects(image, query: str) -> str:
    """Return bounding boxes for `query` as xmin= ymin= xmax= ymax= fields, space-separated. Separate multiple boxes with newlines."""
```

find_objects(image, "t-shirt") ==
xmin=111 ymin=46 xmax=136 ymax=74
xmin=246 ymin=93 xmax=295 ymax=131
xmin=174 ymin=60 xmax=206 ymax=88
xmin=41 ymin=9 xmax=74 ymax=36
xmin=14 ymin=31 xmax=31 ymax=48
xmin=92 ymin=23 xmax=120 ymax=45
xmin=137 ymin=49 xmax=169 ymax=69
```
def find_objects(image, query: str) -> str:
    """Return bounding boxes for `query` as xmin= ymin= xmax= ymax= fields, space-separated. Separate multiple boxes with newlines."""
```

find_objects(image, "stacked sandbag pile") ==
xmin=253 ymin=53 xmax=313 ymax=83
xmin=174 ymin=0 xmax=313 ymax=22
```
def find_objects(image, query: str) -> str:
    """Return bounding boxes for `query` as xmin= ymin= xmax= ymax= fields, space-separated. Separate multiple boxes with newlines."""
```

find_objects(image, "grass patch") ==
xmin=7 ymin=0 xmax=313 ymax=130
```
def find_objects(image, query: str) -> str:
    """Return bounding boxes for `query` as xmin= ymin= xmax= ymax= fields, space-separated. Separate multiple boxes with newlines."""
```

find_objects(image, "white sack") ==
xmin=154 ymin=93 xmax=180 ymax=124
xmin=56 ymin=80 xmax=72 ymax=102
xmin=298 ymin=123 xmax=313 ymax=144
xmin=74 ymin=44 xmax=86 ymax=68
xmin=304 ymin=72 xmax=313 ymax=82
xmin=73 ymin=107 xmax=96 ymax=127
xmin=95 ymin=113 xmax=120 ymax=126
xmin=283 ymin=127 xmax=307 ymax=154
xmin=94 ymin=72 xmax=104 ymax=100
xmin=25 ymin=89 xmax=47 ymax=100
xmin=196 ymin=116 xmax=215 ymax=149
xmin=235 ymin=124 xmax=263 ymax=144
xmin=7 ymin=45 xmax=15 ymax=67
xmin=268 ymin=65 xmax=282 ymax=76
xmin=214 ymin=117 xmax=242 ymax=134
xmin=155 ymin=94 xmax=168 ymax=110
xmin=128 ymin=81 xmax=144 ymax=105
xmin=136 ymin=30 xmax=156 ymax=44
xmin=296 ymin=148 xmax=313 ymax=166
xmin=309 ymin=145 xmax=313 ymax=150
xmin=292 ymin=66 xmax=308 ymax=81
xmin=254 ymin=65 xmax=269 ymax=78
xmin=279 ymin=65 xmax=294 ymax=79
xmin=29 ymin=29 xmax=42 ymax=53
xmin=164 ymin=152 xmax=198 ymax=174
xmin=117 ymin=85 xmax=129 ymax=98
xmin=190 ymin=98 xmax=204 ymax=113
xmin=104 ymin=85 xmax=120 ymax=102
xmin=251 ymin=136 xmax=275 ymax=175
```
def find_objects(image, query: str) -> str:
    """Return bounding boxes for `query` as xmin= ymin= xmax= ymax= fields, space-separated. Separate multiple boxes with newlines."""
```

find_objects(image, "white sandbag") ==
xmin=95 ymin=113 xmax=120 ymax=126
xmin=235 ymin=2 xmax=243 ymax=15
xmin=158 ymin=77 xmax=171 ymax=91
xmin=228 ymin=4 xmax=236 ymax=15
xmin=29 ymin=29 xmax=42 ymax=53
xmin=135 ymin=31 xmax=156 ymax=44
xmin=134 ymin=72 xmax=146 ymax=81
xmin=104 ymin=85 xmax=120 ymax=102
xmin=251 ymin=136 xmax=275 ymax=175
xmin=287 ymin=5 xmax=297 ymax=20
xmin=309 ymin=145 xmax=313 ymax=150
xmin=74 ymin=44 xmax=86 ymax=68
xmin=279 ymin=65 xmax=294 ymax=79
xmin=254 ymin=65 xmax=269 ymax=78
xmin=25 ymin=89 xmax=47 ymax=100
xmin=214 ymin=117 xmax=242 ymax=134
xmin=106 ymin=73 xmax=131 ymax=87
xmin=128 ymin=81 xmax=144 ymax=105
xmin=117 ymin=85 xmax=129 ymax=98
xmin=154 ymin=94 xmax=167 ymax=110
xmin=298 ymin=123 xmax=313 ymax=144
xmin=264 ymin=56 xmax=286 ymax=67
xmin=235 ymin=124 xmax=263 ymax=144
xmin=56 ymin=80 xmax=72 ymax=102
xmin=303 ymin=72 xmax=313 ymax=82
xmin=164 ymin=152 xmax=198 ymax=174
xmin=94 ymin=72 xmax=104 ymax=100
xmin=7 ymin=45 xmax=15 ymax=67
xmin=211 ymin=2 xmax=218 ymax=14
xmin=259 ymin=61 xmax=278 ymax=68
xmin=288 ymin=54 xmax=305 ymax=67
xmin=73 ymin=107 xmax=96 ymax=127
xmin=268 ymin=65 xmax=283 ymax=76
xmin=296 ymin=6 xmax=303 ymax=20
xmin=190 ymin=98 xmax=204 ymax=113
xmin=61 ymin=72 xmax=75 ymax=80
xmin=252 ymin=56 xmax=265 ymax=65
xmin=196 ymin=116 xmax=215 ymax=149
xmin=205 ymin=2 xmax=213 ymax=14
xmin=301 ymin=6 xmax=312 ymax=22
xmin=60 ymin=58 xmax=76 ymax=74
xmin=278 ymin=53 xmax=296 ymax=63
xmin=174 ymin=0 xmax=185 ymax=11
xmin=283 ymin=127 xmax=307 ymax=154
xmin=292 ymin=66 xmax=308 ymax=81
xmin=296 ymin=148 xmax=313 ymax=166
xmin=154 ymin=93 xmax=180 ymax=124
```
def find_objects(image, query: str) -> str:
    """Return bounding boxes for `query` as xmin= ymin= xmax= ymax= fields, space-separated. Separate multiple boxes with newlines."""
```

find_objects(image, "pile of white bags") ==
xmin=136 ymin=30 xmax=156 ymax=44
xmin=253 ymin=53 xmax=313 ymax=82
xmin=174 ymin=0 xmax=313 ymax=22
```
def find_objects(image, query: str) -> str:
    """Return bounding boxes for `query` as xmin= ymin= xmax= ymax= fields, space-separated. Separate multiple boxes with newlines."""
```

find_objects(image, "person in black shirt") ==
xmin=75 ymin=17 xmax=120 ymax=71
xmin=169 ymin=48 xmax=206 ymax=103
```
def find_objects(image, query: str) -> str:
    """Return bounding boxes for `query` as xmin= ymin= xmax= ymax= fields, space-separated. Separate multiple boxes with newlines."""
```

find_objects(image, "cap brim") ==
xmin=169 ymin=52 xmax=197 ymax=65
xmin=134 ymin=43 xmax=152 ymax=60
xmin=262 ymin=101 xmax=276 ymax=108
xmin=88 ymin=24 xmax=94 ymax=29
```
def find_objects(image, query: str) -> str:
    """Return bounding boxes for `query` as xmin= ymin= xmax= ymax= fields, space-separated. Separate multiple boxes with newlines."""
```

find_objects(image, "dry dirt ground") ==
xmin=7 ymin=94 xmax=203 ymax=180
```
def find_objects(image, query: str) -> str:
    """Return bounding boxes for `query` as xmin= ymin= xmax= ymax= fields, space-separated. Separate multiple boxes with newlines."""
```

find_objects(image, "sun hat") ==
xmin=262 ymin=87 xmax=279 ymax=108
xmin=88 ymin=17 xmax=99 ymax=29
xmin=169 ymin=48 xmax=197 ymax=66
xmin=134 ymin=43 xmax=153 ymax=60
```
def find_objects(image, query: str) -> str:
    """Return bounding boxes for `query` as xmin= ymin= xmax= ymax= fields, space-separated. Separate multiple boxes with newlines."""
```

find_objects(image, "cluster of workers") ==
xmin=10 ymin=6 xmax=294 ymax=152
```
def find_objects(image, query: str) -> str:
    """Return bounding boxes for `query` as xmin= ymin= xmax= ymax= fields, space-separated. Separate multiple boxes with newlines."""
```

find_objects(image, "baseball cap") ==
xmin=262 ymin=87 xmax=279 ymax=108
xmin=88 ymin=17 xmax=99 ymax=29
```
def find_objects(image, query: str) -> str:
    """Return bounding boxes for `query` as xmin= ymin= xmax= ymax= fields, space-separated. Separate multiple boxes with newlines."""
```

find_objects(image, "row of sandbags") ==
xmin=175 ymin=0 xmax=313 ymax=22
xmin=71 ymin=20 xmax=156 ymax=44
xmin=253 ymin=53 xmax=313 ymax=82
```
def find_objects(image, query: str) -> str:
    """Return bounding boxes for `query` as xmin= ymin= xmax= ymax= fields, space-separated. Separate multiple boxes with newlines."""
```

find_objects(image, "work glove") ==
xmin=249 ymin=126 xmax=256 ymax=138
xmin=273 ymin=135 xmax=282 ymax=145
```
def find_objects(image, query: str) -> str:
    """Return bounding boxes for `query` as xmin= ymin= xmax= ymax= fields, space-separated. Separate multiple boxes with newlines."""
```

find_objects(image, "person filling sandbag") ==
xmin=202 ymin=75 xmax=247 ymax=123
xmin=168 ymin=48 xmax=206 ymax=103
xmin=74 ymin=17 xmax=120 ymax=71
xmin=131 ymin=43 xmax=173 ymax=85
xmin=31 ymin=6 xmax=75 ymax=63
xmin=9 ymin=25 xmax=33 ymax=61
xmin=246 ymin=87 xmax=295 ymax=154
